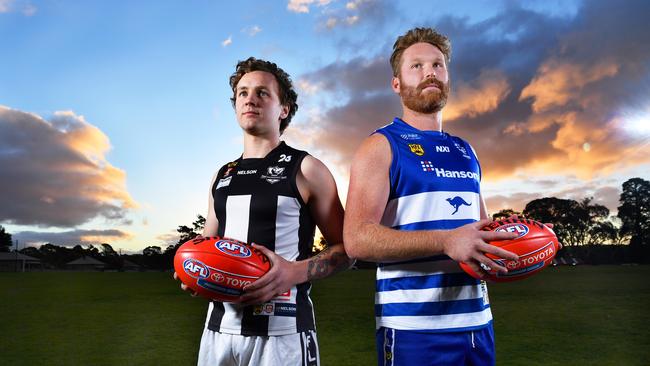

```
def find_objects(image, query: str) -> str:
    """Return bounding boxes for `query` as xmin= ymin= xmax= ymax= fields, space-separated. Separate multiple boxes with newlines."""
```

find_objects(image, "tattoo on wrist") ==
xmin=307 ymin=248 xmax=349 ymax=281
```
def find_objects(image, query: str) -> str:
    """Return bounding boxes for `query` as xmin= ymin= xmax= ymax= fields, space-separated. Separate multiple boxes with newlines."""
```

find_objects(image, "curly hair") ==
xmin=229 ymin=57 xmax=298 ymax=134
xmin=390 ymin=27 xmax=451 ymax=77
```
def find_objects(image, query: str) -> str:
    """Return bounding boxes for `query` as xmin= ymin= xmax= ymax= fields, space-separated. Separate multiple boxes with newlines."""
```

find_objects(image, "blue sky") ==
xmin=1 ymin=0 xmax=648 ymax=253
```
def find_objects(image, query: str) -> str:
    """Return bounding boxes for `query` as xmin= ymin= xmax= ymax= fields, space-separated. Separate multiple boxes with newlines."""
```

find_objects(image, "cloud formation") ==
xmin=221 ymin=35 xmax=232 ymax=47
xmin=0 ymin=0 xmax=11 ymax=12
xmin=13 ymin=229 xmax=133 ymax=246
xmin=243 ymin=25 xmax=262 ymax=37
xmin=0 ymin=105 xmax=138 ymax=227
xmin=485 ymin=179 xmax=622 ymax=215
xmin=289 ymin=0 xmax=650 ymax=194
xmin=0 ymin=0 xmax=36 ymax=15
xmin=319 ymin=0 xmax=391 ymax=32
xmin=445 ymin=69 xmax=511 ymax=121
xmin=287 ymin=0 xmax=332 ymax=14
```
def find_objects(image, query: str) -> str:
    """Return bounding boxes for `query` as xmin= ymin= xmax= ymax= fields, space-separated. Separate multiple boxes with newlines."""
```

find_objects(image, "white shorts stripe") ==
xmin=376 ymin=307 xmax=493 ymax=331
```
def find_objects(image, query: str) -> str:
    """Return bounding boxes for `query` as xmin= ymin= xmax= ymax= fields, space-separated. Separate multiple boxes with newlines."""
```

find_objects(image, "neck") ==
xmin=242 ymin=133 xmax=281 ymax=159
xmin=401 ymin=107 xmax=443 ymax=132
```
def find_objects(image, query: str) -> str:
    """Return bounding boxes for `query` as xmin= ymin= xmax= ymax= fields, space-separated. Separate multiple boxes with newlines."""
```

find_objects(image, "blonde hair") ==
xmin=390 ymin=27 xmax=451 ymax=76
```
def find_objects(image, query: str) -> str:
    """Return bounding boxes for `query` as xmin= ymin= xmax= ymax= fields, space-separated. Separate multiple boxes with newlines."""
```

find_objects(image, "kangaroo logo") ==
xmin=446 ymin=196 xmax=471 ymax=215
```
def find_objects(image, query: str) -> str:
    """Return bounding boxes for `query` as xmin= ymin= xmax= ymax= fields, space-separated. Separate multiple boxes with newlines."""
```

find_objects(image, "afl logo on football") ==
xmin=495 ymin=223 xmax=529 ymax=238
xmin=183 ymin=259 xmax=209 ymax=279
xmin=215 ymin=240 xmax=252 ymax=258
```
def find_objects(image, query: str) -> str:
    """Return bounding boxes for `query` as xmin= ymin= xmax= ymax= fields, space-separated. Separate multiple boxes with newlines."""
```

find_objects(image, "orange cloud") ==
xmin=289 ymin=0 xmax=650 ymax=193
xmin=0 ymin=105 xmax=138 ymax=227
xmin=79 ymin=231 xmax=134 ymax=243
xmin=445 ymin=69 xmax=511 ymax=121
xmin=14 ymin=229 xmax=134 ymax=246
xmin=519 ymin=59 xmax=619 ymax=112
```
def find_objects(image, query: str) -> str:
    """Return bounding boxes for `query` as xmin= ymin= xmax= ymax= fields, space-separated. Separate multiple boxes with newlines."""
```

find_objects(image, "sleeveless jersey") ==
xmin=374 ymin=117 xmax=492 ymax=332
xmin=205 ymin=141 xmax=317 ymax=336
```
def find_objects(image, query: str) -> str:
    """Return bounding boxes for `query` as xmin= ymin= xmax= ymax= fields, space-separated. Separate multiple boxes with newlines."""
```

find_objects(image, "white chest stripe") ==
xmin=381 ymin=191 xmax=480 ymax=228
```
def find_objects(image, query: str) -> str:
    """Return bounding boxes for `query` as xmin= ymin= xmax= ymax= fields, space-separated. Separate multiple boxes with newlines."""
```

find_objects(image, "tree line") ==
xmin=1 ymin=177 xmax=648 ymax=269
xmin=493 ymin=177 xmax=649 ymax=248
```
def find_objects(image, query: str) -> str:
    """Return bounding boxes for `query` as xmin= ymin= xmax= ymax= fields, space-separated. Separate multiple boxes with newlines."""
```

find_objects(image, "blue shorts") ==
xmin=376 ymin=323 xmax=495 ymax=366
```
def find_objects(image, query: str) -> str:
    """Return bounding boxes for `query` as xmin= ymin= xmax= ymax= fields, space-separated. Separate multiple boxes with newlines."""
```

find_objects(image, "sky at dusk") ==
xmin=1 ymin=0 xmax=649 ymax=253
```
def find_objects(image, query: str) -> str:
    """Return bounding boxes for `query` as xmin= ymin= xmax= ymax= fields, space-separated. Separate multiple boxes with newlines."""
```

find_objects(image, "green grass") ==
xmin=1 ymin=266 xmax=649 ymax=365
xmin=0 ymin=272 xmax=206 ymax=365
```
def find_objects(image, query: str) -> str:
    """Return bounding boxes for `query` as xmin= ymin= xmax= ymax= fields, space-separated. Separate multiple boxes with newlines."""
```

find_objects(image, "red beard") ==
xmin=400 ymin=77 xmax=450 ymax=114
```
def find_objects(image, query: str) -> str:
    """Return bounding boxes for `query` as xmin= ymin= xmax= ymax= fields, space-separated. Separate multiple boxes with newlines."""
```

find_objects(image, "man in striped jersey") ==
xmin=344 ymin=28 xmax=520 ymax=365
xmin=178 ymin=57 xmax=352 ymax=366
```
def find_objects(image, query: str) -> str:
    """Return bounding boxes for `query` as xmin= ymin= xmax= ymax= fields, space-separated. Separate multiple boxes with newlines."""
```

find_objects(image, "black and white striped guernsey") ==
xmin=206 ymin=141 xmax=317 ymax=336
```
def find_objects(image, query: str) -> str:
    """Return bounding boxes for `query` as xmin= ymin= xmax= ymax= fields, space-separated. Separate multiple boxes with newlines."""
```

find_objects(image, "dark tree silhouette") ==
xmin=162 ymin=215 xmax=208 ymax=267
xmin=176 ymin=215 xmax=206 ymax=246
xmin=143 ymin=246 xmax=162 ymax=256
xmin=101 ymin=243 xmax=118 ymax=256
xmin=589 ymin=220 xmax=620 ymax=245
xmin=523 ymin=197 xmax=576 ymax=245
xmin=0 ymin=225 xmax=12 ymax=252
xmin=523 ymin=197 xmax=611 ymax=246
xmin=618 ymin=177 xmax=650 ymax=246
xmin=492 ymin=209 xmax=521 ymax=221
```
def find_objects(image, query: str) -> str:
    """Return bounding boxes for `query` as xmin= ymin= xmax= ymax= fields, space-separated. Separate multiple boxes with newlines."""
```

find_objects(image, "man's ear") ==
xmin=391 ymin=76 xmax=401 ymax=94
xmin=280 ymin=104 xmax=289 ymax=120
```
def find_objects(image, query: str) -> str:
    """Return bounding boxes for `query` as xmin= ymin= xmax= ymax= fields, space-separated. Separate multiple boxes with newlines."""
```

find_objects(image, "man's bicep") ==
xmin=203 ymin=172 xmax=220 ymax=237
xmin=203 ymin=210 xmax=219 ymax=237
xmin=346 ymin=134 xmax=392 ymax=225
xmin=302 ymin=157 xmax=344 ymax=245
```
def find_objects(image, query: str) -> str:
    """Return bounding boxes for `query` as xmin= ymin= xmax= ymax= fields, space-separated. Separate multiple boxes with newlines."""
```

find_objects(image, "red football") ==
xmin=173 ymin=236 xmax=271 ymax=301
xmin=460 ymin=218 xmax=560 ymax=282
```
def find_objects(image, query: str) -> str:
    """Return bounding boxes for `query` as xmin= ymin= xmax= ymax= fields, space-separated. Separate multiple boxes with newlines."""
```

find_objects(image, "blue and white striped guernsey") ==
xmin=374 ymin=117 xmax=492 ymax=333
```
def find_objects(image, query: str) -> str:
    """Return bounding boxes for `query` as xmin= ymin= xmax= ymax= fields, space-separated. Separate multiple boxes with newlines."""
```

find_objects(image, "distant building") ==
xmin=66 ymin=256 xmax=106 ymax=271
xmin=0 ymin=252 xmax=42 ymax=272
xmin=121 ymin=259 xmax=141 ymax=272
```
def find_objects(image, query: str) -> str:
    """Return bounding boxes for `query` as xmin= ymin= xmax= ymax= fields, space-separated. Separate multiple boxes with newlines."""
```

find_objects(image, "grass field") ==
xmin=1 ymin=265 xmax=649 ymax=365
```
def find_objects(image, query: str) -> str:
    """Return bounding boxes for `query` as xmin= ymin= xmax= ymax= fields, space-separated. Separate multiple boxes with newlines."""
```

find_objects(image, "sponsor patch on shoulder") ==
xmin=216 ymin=176 xmax=232 ymax=189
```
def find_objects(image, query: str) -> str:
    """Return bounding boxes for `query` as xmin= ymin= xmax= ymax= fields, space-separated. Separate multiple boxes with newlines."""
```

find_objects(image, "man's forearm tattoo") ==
xmin=307 ymin=247 xmax=349 ymax=281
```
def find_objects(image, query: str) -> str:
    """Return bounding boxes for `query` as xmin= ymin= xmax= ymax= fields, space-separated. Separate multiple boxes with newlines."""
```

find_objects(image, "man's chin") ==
xmin=240 ymin=124 xmax=277 ymax=137
xmin=403 ymin=100 xmax=446 ymax=114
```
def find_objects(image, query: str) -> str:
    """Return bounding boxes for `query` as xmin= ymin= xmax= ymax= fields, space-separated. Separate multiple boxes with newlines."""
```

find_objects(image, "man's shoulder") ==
xmin=446 ymin=133 xmax=472 ymax=146
xmin=374 ymin=119 xmax=400 ymax=135
xmin=217 ymin=158 xmax=241 ymax=171
xmin=281 ymin=142 xmax=309 ymax=157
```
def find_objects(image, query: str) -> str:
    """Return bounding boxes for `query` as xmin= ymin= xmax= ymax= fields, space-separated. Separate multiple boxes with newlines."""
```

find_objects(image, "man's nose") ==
xmin=243 ymin=94 xmax=258 ymax=106
xmin=423 ymin=65 xmax=436 ymax=79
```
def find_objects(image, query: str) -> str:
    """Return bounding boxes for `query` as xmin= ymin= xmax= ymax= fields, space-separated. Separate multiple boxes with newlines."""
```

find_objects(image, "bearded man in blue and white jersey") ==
xmin=344 ymin=27 xmax=520 ymax=366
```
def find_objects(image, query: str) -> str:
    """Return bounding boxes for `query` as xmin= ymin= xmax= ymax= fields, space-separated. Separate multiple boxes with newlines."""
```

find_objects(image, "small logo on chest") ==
xmin=215 ymin=176 xmax=232 ymax=190
xmin=261 ymin=166 xmax=287 ymax=184
xmin=408 ymin=143 xmax=425 ymax=156
xmin=446 ymin=196 xmax=472 ymax=215
xmin=400 ymin=133 xmax=422 ymax=140
xmin=223 ymin=161 xmax=239 ymax=177
xmin=453 ymin=141 xmax=471 ymax=159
